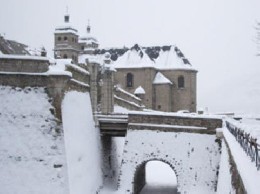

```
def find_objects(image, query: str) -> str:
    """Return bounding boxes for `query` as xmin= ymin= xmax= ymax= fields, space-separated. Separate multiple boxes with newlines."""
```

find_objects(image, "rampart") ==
xmin=0 ymin=55 xmax=49 ymax=73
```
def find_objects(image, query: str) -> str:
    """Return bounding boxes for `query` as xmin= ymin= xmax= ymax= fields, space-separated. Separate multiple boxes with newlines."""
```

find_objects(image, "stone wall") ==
xmin=114 ymin=86 xmax=142 ymax=106
xmin=160 ymin=69 xmax=197 ymax=112
xmin=128 ymin=112 xmax=222 ymax=131
xmin=114 ymin=95 xmax=143 ymax=111
xmin=0 ymin=57 xmax=49 ymax=72
xmin=153 ymin=83 xmax=172 ymax=112
xmin=118 ymin=130 xmax=221 ymax=193
xmin=113 ymin=67 xmax=197 ymax=113
xmin=223 ymin=139 xmax=246 ymax=194
xmin=65 ymin=64 xmax=90 ymax=84
xmin=113 ymin=67 xmax=156 ymax=108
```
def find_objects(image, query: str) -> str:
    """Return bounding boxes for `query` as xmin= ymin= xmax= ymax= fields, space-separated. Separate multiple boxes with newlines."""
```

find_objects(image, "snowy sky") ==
xmin=1 ymin=0 xmax=260 ymax=114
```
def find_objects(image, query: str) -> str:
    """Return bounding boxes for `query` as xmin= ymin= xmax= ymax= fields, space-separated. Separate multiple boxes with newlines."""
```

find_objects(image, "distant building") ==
xmin=54 ymin=13 xmax=197 ymax=112
xmin=0 ymin=34 xmax=30 ymax=55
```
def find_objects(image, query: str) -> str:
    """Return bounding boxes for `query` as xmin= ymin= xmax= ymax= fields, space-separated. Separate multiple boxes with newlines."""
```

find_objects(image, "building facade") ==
xmin=54 ymin=13 xmax=197 ymax=113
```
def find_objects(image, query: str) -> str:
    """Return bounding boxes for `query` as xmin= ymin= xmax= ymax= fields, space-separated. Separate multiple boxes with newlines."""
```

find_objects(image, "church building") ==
xmin=54 ymin=13 xmax=197 ymax=112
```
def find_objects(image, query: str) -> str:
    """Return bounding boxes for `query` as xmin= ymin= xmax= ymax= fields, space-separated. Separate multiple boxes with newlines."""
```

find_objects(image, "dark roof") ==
xmin=93 ymin=44 xmax=191 ymax=65
xmin=0 ymin=35 xmax=30 ymax=55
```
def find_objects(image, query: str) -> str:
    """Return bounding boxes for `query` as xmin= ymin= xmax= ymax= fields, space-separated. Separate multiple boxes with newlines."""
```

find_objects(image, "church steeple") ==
xmin=87 ymin=20 xmax=91 ymax=33
xmin=64 ymin=6 xmax=70 ymax=23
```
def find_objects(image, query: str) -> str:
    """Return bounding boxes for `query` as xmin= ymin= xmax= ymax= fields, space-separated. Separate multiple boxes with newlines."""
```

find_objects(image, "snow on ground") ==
xmin=223 ymin=127 xmax=260 ymax=194
xmin=62 ymin=91 xmax=102 ymax=194
xmin=216 ymin=140 xmax=234 ymax=194
xmin=0 ymin=86 xmax=69 ymax=194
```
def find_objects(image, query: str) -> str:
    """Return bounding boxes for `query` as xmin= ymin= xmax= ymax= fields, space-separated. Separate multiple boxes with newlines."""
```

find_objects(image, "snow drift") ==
xmin=62 ymin=91 xmax=102 ymax=194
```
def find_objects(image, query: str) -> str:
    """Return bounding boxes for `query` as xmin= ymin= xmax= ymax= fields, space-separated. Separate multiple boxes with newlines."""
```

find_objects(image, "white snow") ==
xmin=129 ymin=110 xmax=222 ymax=119
xmin=114 ymin=95 xmax=143 ymax=108
xmin=115 ymin=86 xmax=141 ymax=101
xmin=112 ymin=47 xmax=154 ymax=69
xmin=155 ymin=46 xmax=194 ymax=70
xmin=216 ymin=140 xmax=235 ymax=194
xmin=117 ymin=130 xmax=220 ymax=194
xmin=223 ymin=127 xmax=260 ymax=194
xmin=114 ymin=105 xmax=130 ymax=114
xmin=61 ymin=91 xmax=102 ymax=194
xmin=153 ymin=72 xmax=173 ymax=85
xmin=112 ymin=45 xmax=196 ymax=71
xmin=0 ymin=86 xmax=69 ymax=194
xmin=134 ymin=86 xmax=145 ymax=94
xmin=48 ymin=58 xmax=89 ymax=76
xmin=0 ymin=53 xmax=49 ymax=61
xmin=227 ymin=118 xmax=260 ymax=140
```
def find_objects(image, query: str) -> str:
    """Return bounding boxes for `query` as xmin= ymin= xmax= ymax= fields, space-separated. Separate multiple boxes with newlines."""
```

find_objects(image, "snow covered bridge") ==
xmin=98 ymin=112 xmax=223 ymax=193
xmin=97 ymin=112 xmax=222 ymax=136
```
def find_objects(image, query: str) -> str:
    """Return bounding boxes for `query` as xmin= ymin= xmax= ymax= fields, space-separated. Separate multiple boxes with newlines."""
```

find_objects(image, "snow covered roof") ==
xmin=48 ymin=58 xmax=90 ymax=76
xmin=153 ymin=72 xmax=173 ymax=85
xmin=134 ymin=86 xmax=145 ymax=94
xmin=79 ymin=35 xmax=98 ymax=44
xmin=0 ymin=36 xmax=30 ymax=55
xmin=78 ymin=54 xmax=102 ymax=64
xmin=155 ymin=45 xmax=192 ymax=70
xmin=79 ymin=25 xmax=98 ymax=44
xmin=55 ymin=25 xmax=78 ymax=35
xmin=55 ymin=15 xmax=78 ymax=35
xmin=112 ymin=44 xmax=154 ymax=69
xmin=102 ymin=44 xmax=196 ymax=71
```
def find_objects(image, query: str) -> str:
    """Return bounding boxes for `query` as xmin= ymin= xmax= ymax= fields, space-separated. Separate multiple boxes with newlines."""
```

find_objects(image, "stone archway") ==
xmin=117 ymin=130 xmax=221 ymax=193
xmin=133 ymin=159 xmax=178 ymax=194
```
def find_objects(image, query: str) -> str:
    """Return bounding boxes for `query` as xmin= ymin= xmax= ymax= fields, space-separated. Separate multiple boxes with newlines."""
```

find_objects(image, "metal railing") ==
xmin=226 ymin=121 xmax=260 ymax=170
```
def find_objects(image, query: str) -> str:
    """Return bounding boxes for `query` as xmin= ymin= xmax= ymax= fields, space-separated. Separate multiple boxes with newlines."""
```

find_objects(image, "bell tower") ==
xmin=54 ymin=8 xmax=79 ymax=63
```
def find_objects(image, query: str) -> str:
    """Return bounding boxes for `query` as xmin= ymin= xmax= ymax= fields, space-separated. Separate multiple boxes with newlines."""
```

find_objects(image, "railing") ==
xmin=226 ymin=121 xmax=260 ymax=170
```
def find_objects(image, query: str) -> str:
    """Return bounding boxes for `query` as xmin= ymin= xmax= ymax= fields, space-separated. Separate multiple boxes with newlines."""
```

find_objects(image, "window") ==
xmin=63 ymin=54 xmax=68 ymax=59
xmin=126 ymin=73 xmax=134 ymax=87
xmin=64 ymin=36 xmax=68 ymax=41
xmin=57 ymin=37 xmax=61 ymax=41
xmin=81 ymin=46 xmax=84 ymax=50
xmin=178 ymin=76 xmax=185 ymax=88
xmin=72 ymin=37 xmax=74 ymax=42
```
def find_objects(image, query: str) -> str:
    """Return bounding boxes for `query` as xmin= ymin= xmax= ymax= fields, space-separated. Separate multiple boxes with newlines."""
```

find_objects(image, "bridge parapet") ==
xmin=128 ymin=111 xmax=222 ymax=131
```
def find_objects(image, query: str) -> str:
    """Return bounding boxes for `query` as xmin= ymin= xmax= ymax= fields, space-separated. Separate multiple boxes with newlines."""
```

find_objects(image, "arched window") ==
xmin=178 ymin=76 xmax=185 ymax=88
xmin=57 ymin=37 xmax=61 ymax=41
xmin=63 ymin=54 xmax=68 ymax=59
xmin=126 ymin=73 xmax=134 ymax=87
xmin=64 ymin=36 xmax=68 ymax=41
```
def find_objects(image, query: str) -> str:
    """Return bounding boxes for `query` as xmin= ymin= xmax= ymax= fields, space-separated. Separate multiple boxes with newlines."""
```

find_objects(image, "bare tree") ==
xmin=256 ymin=21 xmax=260 ymax=56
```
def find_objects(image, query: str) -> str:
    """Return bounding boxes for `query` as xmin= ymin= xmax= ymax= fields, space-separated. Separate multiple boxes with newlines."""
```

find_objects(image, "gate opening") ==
xmin=134 ymin=160 xmax=178 ymax=194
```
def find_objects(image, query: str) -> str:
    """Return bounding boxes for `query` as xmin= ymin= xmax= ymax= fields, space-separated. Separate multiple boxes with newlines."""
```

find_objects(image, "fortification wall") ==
xmin=0 ymin=56 xmax=49 ymax=72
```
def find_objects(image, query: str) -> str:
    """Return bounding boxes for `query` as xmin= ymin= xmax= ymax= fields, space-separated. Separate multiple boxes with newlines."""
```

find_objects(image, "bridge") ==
xmin=98 ymin=111 xmax=223 ymax=193
xmin=97 ymin=111 xmax=222 ymax=137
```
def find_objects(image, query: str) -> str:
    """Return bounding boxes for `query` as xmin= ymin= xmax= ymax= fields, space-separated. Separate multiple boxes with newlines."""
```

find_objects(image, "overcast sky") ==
xmin=1 ymin=0 xmax=260 ymax=114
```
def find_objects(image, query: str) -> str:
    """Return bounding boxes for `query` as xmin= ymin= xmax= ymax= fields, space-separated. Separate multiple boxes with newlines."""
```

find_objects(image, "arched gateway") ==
xmin=134 ymin=159 xmax=178 ymax=193
xmin=117 ymin=129 xmax=221 ymax=194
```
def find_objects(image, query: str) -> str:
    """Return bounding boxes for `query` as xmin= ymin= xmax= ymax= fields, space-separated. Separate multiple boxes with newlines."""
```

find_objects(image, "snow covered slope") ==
xmin=0 ymin=86 xmax=69 ymax=194
xmin=62 ymin=91 xmax=102 ymax=194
